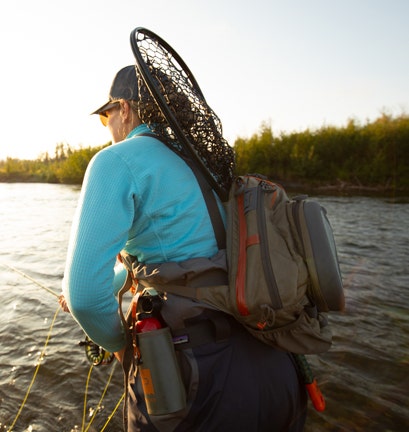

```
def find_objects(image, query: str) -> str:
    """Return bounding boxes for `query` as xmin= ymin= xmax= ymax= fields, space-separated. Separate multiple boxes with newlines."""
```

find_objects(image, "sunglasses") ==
xmin=99 ymin=101 xmax=120 ymax=126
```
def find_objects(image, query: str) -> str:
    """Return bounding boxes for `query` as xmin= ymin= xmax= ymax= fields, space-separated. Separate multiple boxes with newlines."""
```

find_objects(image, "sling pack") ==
xmin=217 ymin=174 xmax=345 ymax=354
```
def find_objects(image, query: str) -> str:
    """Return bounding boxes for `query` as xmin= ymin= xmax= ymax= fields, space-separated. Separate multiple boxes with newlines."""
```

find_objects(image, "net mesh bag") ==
xmin=131 ymin=28 xmax=235 ymax=200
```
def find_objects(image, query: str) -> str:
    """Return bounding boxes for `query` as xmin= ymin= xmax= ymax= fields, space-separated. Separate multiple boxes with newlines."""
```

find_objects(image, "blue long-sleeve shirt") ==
xmin=63 ymin=124 xmax=221 ymax=352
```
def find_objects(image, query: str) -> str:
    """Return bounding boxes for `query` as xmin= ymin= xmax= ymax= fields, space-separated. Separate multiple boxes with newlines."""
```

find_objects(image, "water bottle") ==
xmin=136 ymin=290 xmax=186 ymax=415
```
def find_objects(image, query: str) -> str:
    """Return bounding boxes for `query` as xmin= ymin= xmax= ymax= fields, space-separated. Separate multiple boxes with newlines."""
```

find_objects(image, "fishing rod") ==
xmin=1 ymin=262 xmax=60 ymax=298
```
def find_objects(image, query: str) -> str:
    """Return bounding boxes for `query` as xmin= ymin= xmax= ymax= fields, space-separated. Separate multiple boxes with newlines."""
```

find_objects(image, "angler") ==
xmin=62 ymin=27 xmax=343 ymax=432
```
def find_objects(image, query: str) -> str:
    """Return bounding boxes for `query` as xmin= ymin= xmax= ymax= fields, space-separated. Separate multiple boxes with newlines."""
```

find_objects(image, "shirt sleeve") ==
xmin=62 ymin=148 xmax=137 ymax=352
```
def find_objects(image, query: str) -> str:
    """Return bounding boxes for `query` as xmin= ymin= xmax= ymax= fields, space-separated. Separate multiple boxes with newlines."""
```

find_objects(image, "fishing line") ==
xmin=99 ymin=392 xmax=125 ymax=432
xmin=2 ymin=263 xmax=122 ymax=430
xmin=83 ymin=361 xmax=122 ymax=432
xmin=82 ymin=363 xmax=95 ymax=431
xmin=6 ymin=306 xmax=60 ymax=432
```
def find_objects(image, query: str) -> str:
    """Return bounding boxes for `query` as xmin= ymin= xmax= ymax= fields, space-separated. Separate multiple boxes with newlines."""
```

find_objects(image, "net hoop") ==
xmin=130 ymin=27 xmax=235 ymax=200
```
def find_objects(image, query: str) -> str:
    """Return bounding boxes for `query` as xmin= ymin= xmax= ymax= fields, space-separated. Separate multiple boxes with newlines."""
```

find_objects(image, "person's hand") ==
xmin=58 ymin=295 xmax=70 ymax=313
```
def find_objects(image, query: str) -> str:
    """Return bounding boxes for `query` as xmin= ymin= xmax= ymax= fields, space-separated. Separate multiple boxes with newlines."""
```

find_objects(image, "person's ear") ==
xmin=119 ymin=100 xmax=130 ymax=122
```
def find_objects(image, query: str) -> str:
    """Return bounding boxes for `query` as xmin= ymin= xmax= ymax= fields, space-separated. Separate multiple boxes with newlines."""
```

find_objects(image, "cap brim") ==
xmin=91 ymin=100 xmax=119 ymax=115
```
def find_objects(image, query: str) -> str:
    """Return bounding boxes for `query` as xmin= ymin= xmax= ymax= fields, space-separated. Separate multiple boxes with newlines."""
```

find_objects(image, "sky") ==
xmin=0 ymin=0 xmax=408 ymax=160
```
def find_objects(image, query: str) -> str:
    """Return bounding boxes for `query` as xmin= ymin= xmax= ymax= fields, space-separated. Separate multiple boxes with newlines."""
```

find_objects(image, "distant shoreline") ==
xmin=2 ymin=177 xmax=408 ymax=199
xmin=282 ymin=180 xmax=409 ymax=197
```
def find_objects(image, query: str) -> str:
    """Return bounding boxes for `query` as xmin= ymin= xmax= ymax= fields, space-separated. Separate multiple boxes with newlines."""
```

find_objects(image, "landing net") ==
xmin=130 ymin=27 xmax=235 ymax=200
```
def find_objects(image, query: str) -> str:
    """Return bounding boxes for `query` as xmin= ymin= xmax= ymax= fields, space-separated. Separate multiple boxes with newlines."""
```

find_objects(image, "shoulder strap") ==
xmin=139 ymin=132 xmax=226 ymax=249
xmin=188 ymin=165 xmax=226 ymax=250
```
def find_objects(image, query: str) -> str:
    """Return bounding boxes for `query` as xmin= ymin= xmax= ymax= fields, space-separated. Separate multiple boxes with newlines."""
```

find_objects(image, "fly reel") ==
xmin=79 ymin=336 xmax=115 ymax=366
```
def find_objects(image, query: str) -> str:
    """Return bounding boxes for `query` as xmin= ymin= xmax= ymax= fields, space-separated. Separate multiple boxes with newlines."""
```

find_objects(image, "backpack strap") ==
xmin=190 ymin=164 xmax=226 ymax=250
xmin=139 ymin=132 xmax=226 ymax=250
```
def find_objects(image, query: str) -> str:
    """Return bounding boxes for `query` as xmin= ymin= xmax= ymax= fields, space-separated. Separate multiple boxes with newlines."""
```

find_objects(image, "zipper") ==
xmin=257 ymin=181 xmax=282 ymax=309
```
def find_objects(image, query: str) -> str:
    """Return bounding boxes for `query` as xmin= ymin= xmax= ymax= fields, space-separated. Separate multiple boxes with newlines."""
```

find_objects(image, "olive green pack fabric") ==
xmin=129 ymin=174 xmax=344 ymax=354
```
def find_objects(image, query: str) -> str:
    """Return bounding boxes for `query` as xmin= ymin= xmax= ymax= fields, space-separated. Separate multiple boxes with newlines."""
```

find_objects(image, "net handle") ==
xmin=130 ymin=27 xmax=226 ymax=200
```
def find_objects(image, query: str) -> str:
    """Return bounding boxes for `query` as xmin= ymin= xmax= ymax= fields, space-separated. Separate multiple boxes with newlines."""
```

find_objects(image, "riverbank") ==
xmin=268 ymin=178 xmax=408 ymax=198
xmin=2 ymin=176 xmax=408 ymax=199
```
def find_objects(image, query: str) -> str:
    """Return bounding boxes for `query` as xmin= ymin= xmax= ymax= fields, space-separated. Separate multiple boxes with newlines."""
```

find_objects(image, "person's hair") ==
xmin=128 ymin=100 xmax=140 ymax=113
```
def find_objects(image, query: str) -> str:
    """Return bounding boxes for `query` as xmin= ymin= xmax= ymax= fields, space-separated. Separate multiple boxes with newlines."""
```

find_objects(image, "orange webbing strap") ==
xmin=236 ymin=192 xmax=249 ymax=316
xmin=131 ymin=291 xmax=142 ymax=360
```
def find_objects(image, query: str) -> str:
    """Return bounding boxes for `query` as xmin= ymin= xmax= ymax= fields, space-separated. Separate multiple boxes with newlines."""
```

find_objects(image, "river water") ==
xmin=0 ymin=183 xmax=408 ymax=432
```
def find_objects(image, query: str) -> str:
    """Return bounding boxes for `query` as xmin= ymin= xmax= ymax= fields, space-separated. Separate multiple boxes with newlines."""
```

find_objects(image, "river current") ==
xmin=0 ymin=183 xmax=408 ymax=431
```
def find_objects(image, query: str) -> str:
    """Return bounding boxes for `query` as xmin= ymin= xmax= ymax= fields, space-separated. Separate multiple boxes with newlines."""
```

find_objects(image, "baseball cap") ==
xmin=91 ymin=65 xmax=139 ymax=115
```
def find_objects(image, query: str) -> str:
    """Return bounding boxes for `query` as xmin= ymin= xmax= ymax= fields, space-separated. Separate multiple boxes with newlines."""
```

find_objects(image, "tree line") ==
xmin=1 ymin=113 xmax=408 ymax=193
xmin=0 ymin=143 xmax=109 ymax=184
xmin=234 ymin=113 xmax=409 ymax=194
